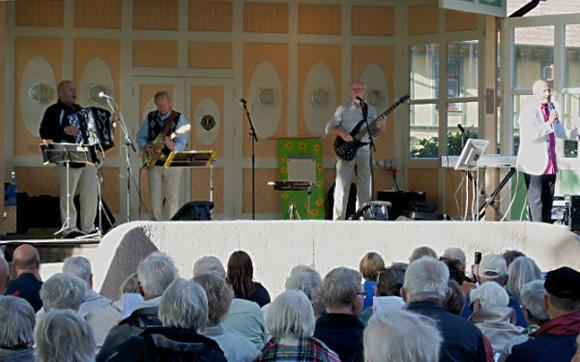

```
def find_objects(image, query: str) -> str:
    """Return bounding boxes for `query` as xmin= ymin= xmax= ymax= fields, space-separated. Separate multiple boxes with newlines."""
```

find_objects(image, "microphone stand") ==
xmin=361 ymin=100 xmax=376 ymax=199
xmin=103 ymin=96 xmax=137 ymax=222
xmin=241 ymin=100 xmax=258 ymax=220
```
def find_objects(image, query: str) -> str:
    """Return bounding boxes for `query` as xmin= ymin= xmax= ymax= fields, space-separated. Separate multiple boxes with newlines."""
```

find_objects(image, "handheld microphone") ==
xmin=240 ymin=98 xmax=247 ymax=105
xmin=98 ymin=91 xmax=114 ymax=100
xmin=457 ymin=124 xmax=466 ymax=134
xmin=548 ymin=102 xmax=559 ymax=123
xmin=355 ymin=95 xmax=365 ymax=103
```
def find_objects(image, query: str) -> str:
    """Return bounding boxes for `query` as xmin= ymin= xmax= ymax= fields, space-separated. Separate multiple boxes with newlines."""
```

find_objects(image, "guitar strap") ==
xmin=160 ymin=110 xmax=178 ymax=138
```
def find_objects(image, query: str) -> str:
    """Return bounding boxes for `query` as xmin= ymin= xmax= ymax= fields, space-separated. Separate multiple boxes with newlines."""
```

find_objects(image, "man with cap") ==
xmin=461 ymin=254 xmax=528 ymax=327
xmin=507 ymin=266 xmax=580 ymax=362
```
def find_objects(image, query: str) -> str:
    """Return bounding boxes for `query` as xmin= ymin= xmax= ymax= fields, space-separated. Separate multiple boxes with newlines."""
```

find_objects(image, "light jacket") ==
xmin=516 ymin=100 xmax=578 ymax=175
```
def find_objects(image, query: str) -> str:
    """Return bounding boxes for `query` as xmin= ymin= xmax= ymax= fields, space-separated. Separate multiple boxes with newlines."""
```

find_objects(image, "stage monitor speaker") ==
xmin=377 ymin=191 xmax=426 ymax=220
xmin=171 ymin=201 xmax=214 ymax=221
xmin=568 ymin=195 xmax=580 ymax=233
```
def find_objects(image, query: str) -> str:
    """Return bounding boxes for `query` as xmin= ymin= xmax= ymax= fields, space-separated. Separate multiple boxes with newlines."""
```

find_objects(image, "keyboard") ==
xmin=441 ymin=154 xmax=517 ymax=169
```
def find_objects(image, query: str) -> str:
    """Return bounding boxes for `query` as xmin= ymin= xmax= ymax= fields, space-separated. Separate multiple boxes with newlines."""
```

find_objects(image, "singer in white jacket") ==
xmin=516 ymin=80 xmax=578 ymax=222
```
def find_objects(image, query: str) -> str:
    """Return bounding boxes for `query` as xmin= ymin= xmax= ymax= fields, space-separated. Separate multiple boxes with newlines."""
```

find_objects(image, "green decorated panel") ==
xmin=278 ymin=139 xmax=325 ymax=219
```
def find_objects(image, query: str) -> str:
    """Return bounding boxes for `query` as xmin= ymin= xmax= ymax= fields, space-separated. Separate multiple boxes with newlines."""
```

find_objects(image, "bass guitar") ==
xmin=333 ymin=94 xmax=410 ymax=161
xmin=143 ymin=124 xmax=191 ymax=169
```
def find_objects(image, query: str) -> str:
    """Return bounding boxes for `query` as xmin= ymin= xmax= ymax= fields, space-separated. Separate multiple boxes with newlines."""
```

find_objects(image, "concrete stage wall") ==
xmin=90 ymin=220 xmax=580 ymax=300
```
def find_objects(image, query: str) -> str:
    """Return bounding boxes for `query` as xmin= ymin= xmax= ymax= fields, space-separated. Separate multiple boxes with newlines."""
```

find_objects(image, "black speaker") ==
xmin=171 ymin=201 xmax=214 ymax=221
xmin=568 ymin=195 xmax=580 ymax=233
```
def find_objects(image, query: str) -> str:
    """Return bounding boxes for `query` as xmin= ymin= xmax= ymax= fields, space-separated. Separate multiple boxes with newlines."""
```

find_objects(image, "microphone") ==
xmin=240 ymin=98 xmax=247 ymax=105
xmin=548 ymin=102 xmax=559 ymax=123
xmin=355 ymin=95 xmax=365 ymax=103
xmin=457 ymin=124 xmax=466 ymax=134
xmin=98 ymin=91 xmax=114 ymax=100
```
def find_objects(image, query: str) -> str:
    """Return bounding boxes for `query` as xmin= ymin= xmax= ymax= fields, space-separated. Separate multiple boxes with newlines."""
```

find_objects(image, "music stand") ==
xmin=164 ymin=150 xmax=217 ymax=203
xmin=268 ymin=180 xmax=315 ymax=220
xmin=40 ymin=142 xmax=91 ymax=237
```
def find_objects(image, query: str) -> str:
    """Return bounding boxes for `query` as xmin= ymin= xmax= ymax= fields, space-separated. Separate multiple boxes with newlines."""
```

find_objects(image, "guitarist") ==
xmin=326 ymin=80 xmax=386 ymax=220
xmin=136 ymin=91 xmax=188 ymax=221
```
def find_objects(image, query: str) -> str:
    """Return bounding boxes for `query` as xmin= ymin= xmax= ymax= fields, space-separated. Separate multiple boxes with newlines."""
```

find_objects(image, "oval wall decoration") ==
xmin=248 ymin=61 xmax=282 ymax=139
xmin=194 ymin=97 xmax=221 ymax=146
xmin=20 ymin=56 xmax=56 ymax=137
xmin=79 ymin=57 xmax=115 ymax=108
xmin=303 ymin=63 xmax=337 ymax=136
xmin=360 ymin=64 xmax=389 ymax=111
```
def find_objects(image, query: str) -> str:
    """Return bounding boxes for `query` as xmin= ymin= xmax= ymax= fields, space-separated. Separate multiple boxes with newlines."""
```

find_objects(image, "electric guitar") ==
xmin=143 ymin=124 xmax=191 ymax=169
xmin=333 ymin=94 xmax=410 ymax=161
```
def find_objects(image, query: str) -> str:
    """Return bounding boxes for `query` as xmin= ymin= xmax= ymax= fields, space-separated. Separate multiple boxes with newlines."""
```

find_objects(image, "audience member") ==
xmin=442 ymin=247 xmax=467 ymax=265
xmin=359 ymin=252 xmax=385 ymax=310
xmin=364 ymin=309 xmax=442 ymax=362
xmin=469 ymin=281 xmax=523 ymax=354
xmin=506 ymin=256 xmax=543 ymax=303
xmin=440 ymin=257 xmax=465 ymax=286
xmin=462 ymin=254 xmax=528 ymax=327
xmin=194 ymin=272 xmax=258 ymax=362
xmin=572 ymin=334 xmax=580 ymax=362
xmin=361 ymin=264 xmax=406 ymax=324
xmin=35 ymin=309 xmax=96 ymax=362
xmin=108 ymin=278 xmax=226 ymax=361
xmin=193 ymin=255 xmax=266 ymax=349
xmin=443 ymin=280 xmax=465 ymax=316
xmin=0 ymin=256 xmax=9 ymax=294
xmin=257 ymin=290 xmax=340 ymax=362
xmin=314 ymin=267 xmax=365 ymax=362
xmin=39 ymin=273 xmax=86 ymax=312
xmin=507 ymin=267 xmax=580 ymax=362
xmin=6 ymin=244 xmax=43 ymax=311
xmin=112 ymin=272 xmax=143 ymax=318
xmin=284 ymin=265 xmax=322 ymax=301
xmin=97 ymin=251 xmax=177 ymax=361
xmin=227 ymin=250 xmax=271 ymax=307
xmin=503 ymin=250 xmax=525 ymax=267
xmin=263 ymin=264 xmax=323 ymax=326
xmin=409 ymin=246 xmax=437 ymax=262
xmin=0 ymin=296 xmax=35 ymax=362
xmin=402 ymin=256 xmax=487 ymax=362
xmin=499 ymin=280 xmax=550 ymax=360
xmin=63 ymin=256 xmax=122 ymax=349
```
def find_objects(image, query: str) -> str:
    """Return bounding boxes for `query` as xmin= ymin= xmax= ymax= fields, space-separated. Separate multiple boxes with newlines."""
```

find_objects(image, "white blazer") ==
xmin=516 ymin=100 xmax=578 ymax=175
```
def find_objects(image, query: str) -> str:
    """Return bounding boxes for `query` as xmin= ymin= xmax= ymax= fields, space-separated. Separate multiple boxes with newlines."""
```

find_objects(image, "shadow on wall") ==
xmin=98 ymin=227 xmax=158 ymax=300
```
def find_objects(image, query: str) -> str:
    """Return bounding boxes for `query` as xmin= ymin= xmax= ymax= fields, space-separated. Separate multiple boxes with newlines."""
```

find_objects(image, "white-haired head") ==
xmin=0 ymin=256 xmax=9 ymax=294
xmin=409 ymin=246 xmax=437 ymax=263
xmin=532 ymin=79 xmax=550 ymax=104
xmin=520 ymin=280 xmax=549 ymax=325
xmin=193 ymin=272 xmax=234 ymax=325
xmin=442 ymin=247 xmax=466 ymax=265
xmin=319 ymin=267 xmax=363 ymax=313
xmin=364 ymin=309 xmax=441 ymax=362
xmin=267 ymin=290 xmax=316 ymax=341
xmin=62 ymin=256 xmax=92 ymax=286
xmin=284 ymin=265 xmax=322 ymax=300
xmin=506 ymin=257 xmax=543 ymax=301
xmin=0 ymin=296 xmax=36 ymax=349
xmin=159 ymin=278 xmax=208 ymax=331
xmin=193 ymin=256 xmax=226 ymax=278
xmin=137 ymin=251 xmax=178 ymax=299
xmin=34 ymin=309 xmax=95 ymax=362
xmin=40 ymin=273 xmax=87 ymax=312
xmin=403 ymin=257 xmax=449 ymax=303
xmin=470 ymin=281 xmax=509 ymax=310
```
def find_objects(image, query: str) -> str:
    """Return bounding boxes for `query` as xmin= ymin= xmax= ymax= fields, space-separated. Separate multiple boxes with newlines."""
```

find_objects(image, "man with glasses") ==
xmin=516 ymin=79 xmax=579 ymax=223
xmin=326 ymin=80 xmax=386 ymax=220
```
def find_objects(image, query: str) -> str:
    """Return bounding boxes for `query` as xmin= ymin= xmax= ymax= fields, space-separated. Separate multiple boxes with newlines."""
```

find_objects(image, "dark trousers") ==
xmin=524 ymin=173 xmax=556 ymax=223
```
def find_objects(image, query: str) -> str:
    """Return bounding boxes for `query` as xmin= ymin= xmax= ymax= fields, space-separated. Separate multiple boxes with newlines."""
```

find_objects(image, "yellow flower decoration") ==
xmin=285 ymin=142 xmax=293 ymax=150
xmin=281 ymin=167 xmax=288 ymax=174
xmin=317 ymin=180 xmax=323 ymax=187
xmin=298 ymin=142 xmax=307 ymax=151
xmin=281 ymin=192 xmax=289 ymax=200
xmin=311 ymin=209 xmax=320 ymax=217
xmin=317 ymin=163 xmax=323 ymax=171
xmin=315 ymin=198 xmax=324 ymax=207
xmin=313 ymin=144 xmax=321 ymax=152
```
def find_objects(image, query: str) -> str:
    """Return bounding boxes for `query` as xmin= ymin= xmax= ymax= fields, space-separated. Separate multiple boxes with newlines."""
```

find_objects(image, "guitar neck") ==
xmin=358 ymin=95 xmax=409 ymax=137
